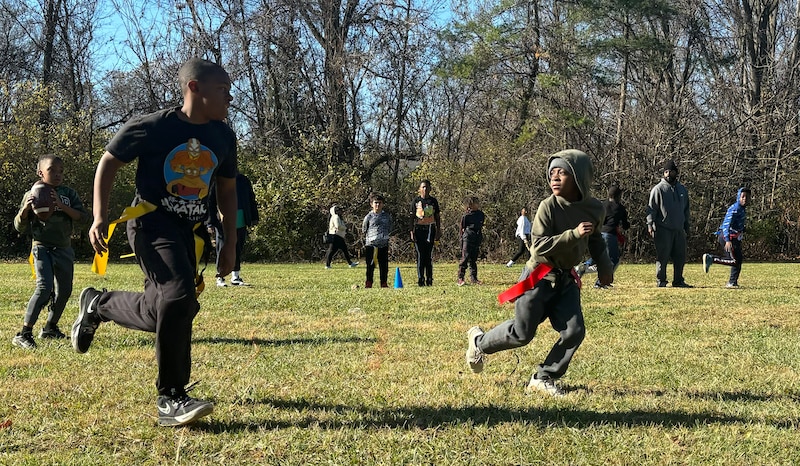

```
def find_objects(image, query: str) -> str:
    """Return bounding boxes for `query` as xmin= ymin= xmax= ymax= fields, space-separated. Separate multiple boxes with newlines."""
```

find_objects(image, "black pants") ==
xmin=509 ymin=235 xmax=530 ymax=262
xmin=712 ymin=236 xmax=743 ymax=284
xmin=458 ymin=239 xmax=480 ymax=281
xmin=364 ymin=245 xmax=389 ymax=284
xmin=414 ymin=225 xmax=436 ymax=285
xmin=325 ymin=234 xmax=353 ymax=266
xmin=96 ymin=211 xmax=200 ymax=395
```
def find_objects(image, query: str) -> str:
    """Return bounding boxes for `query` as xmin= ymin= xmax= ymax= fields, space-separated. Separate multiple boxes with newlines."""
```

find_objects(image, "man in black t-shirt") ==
xmin=72 ymin=58 xmax=238 ymax=427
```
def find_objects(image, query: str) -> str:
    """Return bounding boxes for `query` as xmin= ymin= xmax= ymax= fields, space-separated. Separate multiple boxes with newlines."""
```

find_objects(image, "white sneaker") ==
xmin=230 ymin=277 xmax=248 ymax=286
xmin=526 ymin=375 xmax=565 ymax=397
xmin=506 ymin=260 xmax=514 ymax=267
xmin=465 ymin=326 xmax=486 ymax=373
xmin=349 ymin=262 xmax=359 ymax=268
xmin=216 ymin=277 xmax=227 ymax=287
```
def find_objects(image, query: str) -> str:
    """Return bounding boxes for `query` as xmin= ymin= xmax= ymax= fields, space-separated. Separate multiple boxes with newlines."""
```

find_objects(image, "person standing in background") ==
xmin=362 ymin=193 xmax=392 ymax=288
xmin=646 ymin=159 xmax=692 ymax=288
xmin=210 ymin=171 xmax=259 ymax=287
xmin=506 ymin=207 xmax=531 ymax=267
xmin=325 ymin=205 xmax=358 ymax=269
xmin=410 ymin=180 xmax=441 ymax=286
xmin=703 ymin=187 xmax=750 ymax=288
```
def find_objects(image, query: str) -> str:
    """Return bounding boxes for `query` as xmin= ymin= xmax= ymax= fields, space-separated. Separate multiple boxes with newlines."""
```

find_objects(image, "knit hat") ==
xmin=548 ymin=157 xmax=573 ymax=175
xmin=663 ymin=159 xmax=678 ymax=173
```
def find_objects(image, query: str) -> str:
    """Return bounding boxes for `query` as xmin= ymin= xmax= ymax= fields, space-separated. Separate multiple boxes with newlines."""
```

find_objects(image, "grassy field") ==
xmin=2 ymin=260 xmax=800 ymax=465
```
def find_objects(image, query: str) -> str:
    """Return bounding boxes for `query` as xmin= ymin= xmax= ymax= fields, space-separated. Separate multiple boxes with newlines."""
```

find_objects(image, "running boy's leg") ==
xmin=98 ymin=217 xmax=199 ymax=393
xmin=535 ymin=282 xmax=585 ymax=380
xmin=477 ymin=283 xmax=551 ymax=353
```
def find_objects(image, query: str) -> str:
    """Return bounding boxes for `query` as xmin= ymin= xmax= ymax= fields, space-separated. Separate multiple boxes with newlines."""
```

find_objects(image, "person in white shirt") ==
xmin=506 ymin=207 xmax=531 ymax=267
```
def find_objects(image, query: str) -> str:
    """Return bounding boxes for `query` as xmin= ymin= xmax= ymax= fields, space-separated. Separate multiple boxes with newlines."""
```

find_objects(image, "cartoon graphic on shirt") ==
xmin=165 ymin=138 xmax=216 ymax=199
xmin=416 ymin=201 xmax=435 ymax=225
xmin=161 ymin=138 xmax=218 ymax=221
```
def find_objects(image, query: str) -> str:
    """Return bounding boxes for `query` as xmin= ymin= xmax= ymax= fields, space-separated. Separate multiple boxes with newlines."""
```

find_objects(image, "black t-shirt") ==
xmin=461 ymin=209 xmax=485 ymax=240
xmin=106 ymin=108 xmax=237 ymax=223
xmin=411 ymin=196 xmax=440 ymax=227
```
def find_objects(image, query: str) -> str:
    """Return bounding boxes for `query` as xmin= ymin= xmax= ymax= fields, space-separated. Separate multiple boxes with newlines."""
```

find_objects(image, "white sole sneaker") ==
xmin=465 ymin=326 xmax=486 ymax=373
xmin=526 ymin=376 xmax=565 ymax=397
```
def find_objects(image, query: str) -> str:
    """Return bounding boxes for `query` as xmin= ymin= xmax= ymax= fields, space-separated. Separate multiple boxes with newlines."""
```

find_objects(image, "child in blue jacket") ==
xmin=702 ymin=187 xmax=751 ymax=287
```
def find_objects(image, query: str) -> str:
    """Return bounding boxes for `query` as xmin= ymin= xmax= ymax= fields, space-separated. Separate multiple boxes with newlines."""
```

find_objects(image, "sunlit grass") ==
xmin=2 ymin=261 xmax=800 ymax=464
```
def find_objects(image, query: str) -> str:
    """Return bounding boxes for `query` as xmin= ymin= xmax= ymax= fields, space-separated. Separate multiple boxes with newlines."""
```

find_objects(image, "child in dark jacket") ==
xmin=457 ymin=196 xmax=485 ymax=286
xmin=703 ymin=187 xmax=750 ymax=288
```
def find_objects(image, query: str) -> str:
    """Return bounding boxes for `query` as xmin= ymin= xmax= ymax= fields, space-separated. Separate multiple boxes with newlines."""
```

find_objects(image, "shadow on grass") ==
xmin=193 ymin=336 xmax=377 ymax=347
xmin=192 ymin=391 xmax=800 ymax=433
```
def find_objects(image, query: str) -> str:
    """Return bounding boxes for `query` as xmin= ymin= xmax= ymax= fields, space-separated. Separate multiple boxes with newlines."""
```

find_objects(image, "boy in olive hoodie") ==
xmin=465 ymin=150 xmax=613 ymax=397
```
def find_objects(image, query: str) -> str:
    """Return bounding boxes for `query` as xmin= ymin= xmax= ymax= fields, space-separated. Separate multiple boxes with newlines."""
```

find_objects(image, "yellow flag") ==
xmin=28 ymin=252 xmax=35 ymax=279
xmin=90 ymin=222 xmax=117 ymax=276
xmin=91 ymin=202 xmax=156 ymax=276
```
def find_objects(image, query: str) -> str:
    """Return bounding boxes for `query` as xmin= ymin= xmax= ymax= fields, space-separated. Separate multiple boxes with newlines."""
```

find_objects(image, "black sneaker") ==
xmin=71 ymin=287 xmax=103 ymax=353
xmin=12 ymin=332 xmax=36 ymax=350
xmin=156 ymin=390 xmax=214 ymax=427
xmin=40 ymin=325 xmax=67 ymax=339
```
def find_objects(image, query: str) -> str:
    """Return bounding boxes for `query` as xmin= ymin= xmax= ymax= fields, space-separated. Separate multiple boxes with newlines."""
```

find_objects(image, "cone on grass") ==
xmin=394 ymin=267 xmax=404 ymax=289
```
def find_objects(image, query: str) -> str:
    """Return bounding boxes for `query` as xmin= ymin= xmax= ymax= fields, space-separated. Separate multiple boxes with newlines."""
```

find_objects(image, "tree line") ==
xmin=1 ymin=0 xmax=799 ymax=264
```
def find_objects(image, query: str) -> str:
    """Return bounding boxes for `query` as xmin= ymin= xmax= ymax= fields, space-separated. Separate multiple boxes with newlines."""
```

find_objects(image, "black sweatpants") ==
xmin=364 ymin=245 xmax=389 ymax=284
xmin=95 ymin=211 xmax=200 ymax=395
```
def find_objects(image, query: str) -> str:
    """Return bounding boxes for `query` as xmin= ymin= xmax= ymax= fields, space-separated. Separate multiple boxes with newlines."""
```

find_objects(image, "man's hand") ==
xmin=724 ymin=241 xmax=732 ymax=253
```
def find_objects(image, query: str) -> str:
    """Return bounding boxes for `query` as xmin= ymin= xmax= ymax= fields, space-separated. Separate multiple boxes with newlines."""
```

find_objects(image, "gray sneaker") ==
xmin=465 ymin=326 xmax=486 ymax=373
xmin=12 ymin=332 xmax=36 ymax=350
xmin=526 ymin=375 xmax=565 ymax=397
xmin=71 ymin=287 xmax=103 ymax=353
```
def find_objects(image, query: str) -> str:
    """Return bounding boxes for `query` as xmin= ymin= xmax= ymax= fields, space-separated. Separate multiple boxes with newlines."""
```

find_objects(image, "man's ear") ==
xmin=187 ymin=80 xmax=200 ymax=93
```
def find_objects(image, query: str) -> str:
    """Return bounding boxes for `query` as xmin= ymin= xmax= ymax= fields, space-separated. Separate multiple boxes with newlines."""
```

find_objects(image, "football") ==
xmin=31 ymin=181 xmax=55 ymax=221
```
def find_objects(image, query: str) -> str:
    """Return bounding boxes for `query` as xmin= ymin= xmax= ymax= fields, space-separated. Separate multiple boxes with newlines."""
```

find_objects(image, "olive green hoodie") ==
xmin=525 ymin=149 xmax=613 ymax=278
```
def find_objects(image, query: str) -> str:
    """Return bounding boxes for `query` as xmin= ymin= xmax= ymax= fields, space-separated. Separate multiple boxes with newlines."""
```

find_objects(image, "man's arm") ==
xmin=89 ymin=152 xmax=126 ymax=255
xmin=215 ymin=175 xmax=238 ymax=278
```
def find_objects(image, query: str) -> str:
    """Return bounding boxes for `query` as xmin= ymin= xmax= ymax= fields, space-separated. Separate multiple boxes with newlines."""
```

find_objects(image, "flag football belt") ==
xmin=497 ymin=264 xmax=582 ymax=305
xmin=90 ymin=201 xmax=209 ymax=297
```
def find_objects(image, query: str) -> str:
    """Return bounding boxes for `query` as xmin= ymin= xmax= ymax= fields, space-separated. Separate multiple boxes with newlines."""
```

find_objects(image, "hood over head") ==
xmin=546 ymin=149 xmax=594 ymax=202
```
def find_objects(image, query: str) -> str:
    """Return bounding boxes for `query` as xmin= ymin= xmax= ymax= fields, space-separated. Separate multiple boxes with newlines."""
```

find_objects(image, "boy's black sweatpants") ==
xmin=95 ymin=211 xmax=200 ymax=395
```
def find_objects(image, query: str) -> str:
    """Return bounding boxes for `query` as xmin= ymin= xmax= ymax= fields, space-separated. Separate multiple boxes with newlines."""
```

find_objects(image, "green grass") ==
xmin=2 ymin=261 xmax=800 ymax=465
